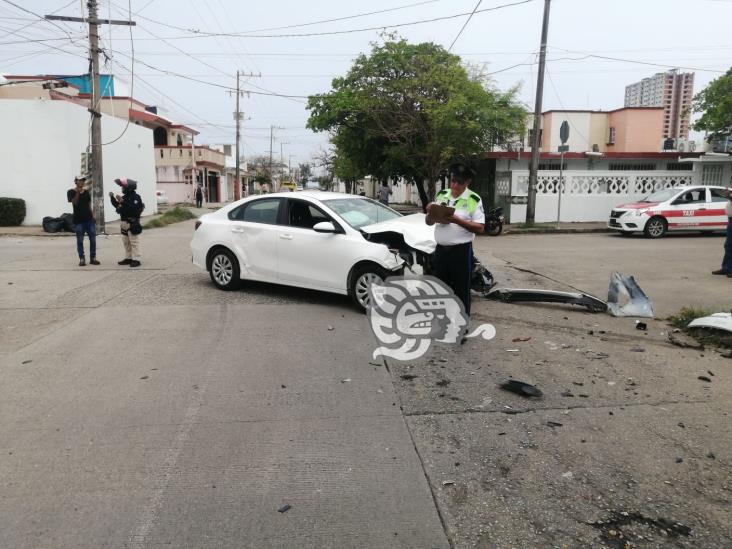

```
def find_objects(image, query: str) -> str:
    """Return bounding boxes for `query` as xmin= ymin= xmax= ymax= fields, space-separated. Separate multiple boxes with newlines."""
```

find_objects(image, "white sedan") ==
xmin=190 ymin=191 xmax=435 ymax=310
xmin=608 ymin=185 xmax=729 ymax=238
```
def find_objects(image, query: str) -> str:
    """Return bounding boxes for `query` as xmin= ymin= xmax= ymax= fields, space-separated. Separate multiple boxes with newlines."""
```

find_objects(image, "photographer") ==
xmin=67 ymin=175 xmax=99 ymax=266
xmin=109 ymin=178 xmax=145 ymax=267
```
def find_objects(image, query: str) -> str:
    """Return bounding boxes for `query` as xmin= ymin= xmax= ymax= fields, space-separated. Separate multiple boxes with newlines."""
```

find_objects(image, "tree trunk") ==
xmin=415 ymin=178 xmax=429 ymax=212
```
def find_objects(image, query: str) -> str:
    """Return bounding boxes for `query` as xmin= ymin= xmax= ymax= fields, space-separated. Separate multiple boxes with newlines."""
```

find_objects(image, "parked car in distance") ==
xmin=155 ymin=190 xmax=169 ymax=205
xmin=190 ymin=192 xmax=435 ymax=310
xmin=608 ymin=185 xmax=729 ymax=238
xmin=304 ymin=181 xmax=320 ymax=191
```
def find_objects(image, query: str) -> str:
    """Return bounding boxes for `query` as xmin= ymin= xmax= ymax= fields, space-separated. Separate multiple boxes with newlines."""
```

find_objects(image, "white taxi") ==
xmin=608 ymin=185 xmax=729 ymax=238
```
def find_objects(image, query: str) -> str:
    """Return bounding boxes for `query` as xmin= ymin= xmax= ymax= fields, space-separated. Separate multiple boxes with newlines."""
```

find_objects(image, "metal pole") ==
xmin=556 ymin=150 xmax=564 ymax=229
xmin=526 ymin=0 xmax=551 ymax=224
xmin=269 ymin=125 xmax=274 ymax=180
xmin=235 ymin=70 xmax=241 ymax=200
xmin=88 ymin=0 xmax=105 ymax=232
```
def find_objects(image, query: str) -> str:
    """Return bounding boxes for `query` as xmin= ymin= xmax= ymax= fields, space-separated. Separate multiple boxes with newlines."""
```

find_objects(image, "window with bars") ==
xmin=609 ymin=163 xmax=657 ymax=171
xmin=666 ymin=162 xmax=693 ymax=171
xmin=608 ymin=127 xmax=616 ymax=145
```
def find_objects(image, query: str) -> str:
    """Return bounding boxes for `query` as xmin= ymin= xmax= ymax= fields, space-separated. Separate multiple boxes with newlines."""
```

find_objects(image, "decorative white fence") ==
xmin=507 ymin=170 xmax=700 ymax=223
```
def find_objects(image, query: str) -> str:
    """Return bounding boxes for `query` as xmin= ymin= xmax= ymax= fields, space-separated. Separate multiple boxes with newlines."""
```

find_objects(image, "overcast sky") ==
xmin=2 ymin=0 xmax=731 ymax=170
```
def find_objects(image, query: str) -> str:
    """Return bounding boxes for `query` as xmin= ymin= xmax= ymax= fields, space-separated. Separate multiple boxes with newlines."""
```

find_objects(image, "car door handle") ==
xmin=279 ymin=234 xmax=293 ymax=240
xmin=231 ymin=227 xmax=245 ymax=233
xmin=698 ymin=208 xmax=707 ymax=211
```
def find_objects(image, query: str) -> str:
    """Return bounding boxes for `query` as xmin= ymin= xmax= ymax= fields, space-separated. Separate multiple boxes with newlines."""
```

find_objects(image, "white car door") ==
xmin=666 ymin=188 xmax=708 ymax=231
xmin=228 ymin=197 xmax=282 ymax=281
xmin=276 ymin=198 xmax=359 ymax=291
xmin=707 ymin=188 xmax=730 ymax=231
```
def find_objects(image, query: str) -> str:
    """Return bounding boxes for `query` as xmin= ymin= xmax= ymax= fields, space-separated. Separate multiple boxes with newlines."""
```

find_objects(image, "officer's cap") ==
xmin=448 ymin=162 xmax=476 ymax=182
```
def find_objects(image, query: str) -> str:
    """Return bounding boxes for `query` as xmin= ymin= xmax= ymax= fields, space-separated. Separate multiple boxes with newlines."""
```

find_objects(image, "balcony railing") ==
xmin=155 ymin=145 xmax=225 ymax=168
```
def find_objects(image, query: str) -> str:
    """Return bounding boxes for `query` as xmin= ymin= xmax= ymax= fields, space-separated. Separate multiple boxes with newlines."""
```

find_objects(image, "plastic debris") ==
xmin=688 ymin=312 xmax=732 ymax=332
xmin=606 ymin=272 xmax=654 ymax=318
xmin=278 ymin=504 xmax=291 ymax=513
xmin=546 ymin=421 xmax=563 ymax=428
xmin=697 ymin=375 xmax=712 ymax=383
xmin=636 ymin=321 xmax=648 ymax=331
xmin=512 ymin=336 xmax=532 ymax=342
xmin=499 ymin=380 xmax=543 ymax=398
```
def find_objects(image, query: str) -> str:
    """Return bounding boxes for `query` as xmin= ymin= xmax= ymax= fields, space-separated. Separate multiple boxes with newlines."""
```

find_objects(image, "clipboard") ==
xmin=426 ymin=203 xmax=455 ymax=224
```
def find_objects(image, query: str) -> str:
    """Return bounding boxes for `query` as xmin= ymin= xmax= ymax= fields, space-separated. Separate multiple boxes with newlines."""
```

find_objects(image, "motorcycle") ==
xmin=485 ymin=206 xmax=504 ymax=236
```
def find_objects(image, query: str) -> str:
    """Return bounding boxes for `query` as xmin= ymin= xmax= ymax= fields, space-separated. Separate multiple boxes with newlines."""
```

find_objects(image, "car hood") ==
xmin=361 ymin=213 xmax=436 ymax=253
xmin=615 ymin=201 xmax=660 ymax=210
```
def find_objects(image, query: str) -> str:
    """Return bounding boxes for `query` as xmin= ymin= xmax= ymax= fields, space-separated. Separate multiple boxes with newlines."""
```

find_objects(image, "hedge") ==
xmin=0 ymin=197 xmax=26 ymax=226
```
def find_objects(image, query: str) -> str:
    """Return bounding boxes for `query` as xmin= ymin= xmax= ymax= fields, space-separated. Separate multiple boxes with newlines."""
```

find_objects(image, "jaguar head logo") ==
xmin=367 ymin=276 xmax=471 ymax=361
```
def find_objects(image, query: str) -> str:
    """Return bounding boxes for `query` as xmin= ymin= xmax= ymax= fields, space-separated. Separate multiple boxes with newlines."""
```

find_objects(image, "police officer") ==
xmin=426 ymin=163 xmax=485 ymax=316
xmin=109 ymin=178 xmax=145 ymax=267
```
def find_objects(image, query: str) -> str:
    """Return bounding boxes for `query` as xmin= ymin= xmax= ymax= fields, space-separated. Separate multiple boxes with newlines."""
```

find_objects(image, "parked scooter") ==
xmin=485 ymin=206 xmax=504 ymax=236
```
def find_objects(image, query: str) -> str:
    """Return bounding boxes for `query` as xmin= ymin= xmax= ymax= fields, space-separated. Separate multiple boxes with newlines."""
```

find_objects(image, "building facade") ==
xmin=624 ymin=70 xmax=694 ymax=140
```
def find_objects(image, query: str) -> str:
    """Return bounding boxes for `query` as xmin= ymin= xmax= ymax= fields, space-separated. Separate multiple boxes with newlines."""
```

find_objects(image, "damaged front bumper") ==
xmin=486 ymin=288 xmax=607 ymax=313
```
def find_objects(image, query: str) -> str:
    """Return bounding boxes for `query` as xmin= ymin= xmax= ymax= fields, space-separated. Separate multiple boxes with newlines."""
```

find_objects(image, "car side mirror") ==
xmin=313 ymin=221 xmax=337 ymax=233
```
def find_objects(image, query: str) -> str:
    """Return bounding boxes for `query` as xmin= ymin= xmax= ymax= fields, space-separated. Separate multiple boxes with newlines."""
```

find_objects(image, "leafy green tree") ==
xmin=693 ymin=67 xmax=732 ymax=139
xmin=298 ymin=162 xmax=312 ymax=183
xmin=307 ymin=38 xmax=526 ymax=209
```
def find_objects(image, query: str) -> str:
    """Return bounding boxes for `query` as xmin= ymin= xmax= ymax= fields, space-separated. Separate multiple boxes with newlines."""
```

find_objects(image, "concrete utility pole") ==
xmin=46 ymin=1 xmax=135 ymax=233
xmin=526 ymin=0 xmax=551 ymax=225
xmin=235 ymin=70 xmax=241 ymax=199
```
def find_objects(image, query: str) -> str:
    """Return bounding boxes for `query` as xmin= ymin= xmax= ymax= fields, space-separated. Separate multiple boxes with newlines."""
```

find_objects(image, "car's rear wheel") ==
xmin=349 ymin=264 xmax=389 ymax=312
xmin=643 ymin=216 xmax=667 ymax=238
xmin=209 ymin=248 xmax=240 ymax=290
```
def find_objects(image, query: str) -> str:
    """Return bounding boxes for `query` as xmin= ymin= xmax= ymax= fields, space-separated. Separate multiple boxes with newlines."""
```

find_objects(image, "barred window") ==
xmin=609 ymin=163 xmax=657 ymax=171
xmin=538 ymin=162 xmax=566 ymax=170
xmin=666 ymin=162 xmax=693 ymax=171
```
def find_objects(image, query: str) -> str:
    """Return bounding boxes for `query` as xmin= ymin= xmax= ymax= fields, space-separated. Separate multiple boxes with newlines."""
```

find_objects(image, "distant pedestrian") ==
xmin=110 ymin=178 xmax=145 ymax=267
xmin=67 ymin=175 xmax=99 ymax=266
xmin=195 ymin=185 xmax=204 ymax=208
xmin=377 ymin=182 xmax=392 ymax=205
xmin=712 ymin=187 xmax=732 ymax=276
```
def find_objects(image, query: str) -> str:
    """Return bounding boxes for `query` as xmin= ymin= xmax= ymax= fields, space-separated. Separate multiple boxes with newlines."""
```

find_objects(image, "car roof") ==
xmin=254 ymin=191 xmax=361 ymax=200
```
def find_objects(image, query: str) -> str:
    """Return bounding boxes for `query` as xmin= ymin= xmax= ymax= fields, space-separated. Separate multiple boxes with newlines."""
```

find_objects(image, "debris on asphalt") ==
xmin=687 ymin=312 xmax=732 ymax=332
xmin=499 ymin=380 xmax=543 ymax=398
xmin=707 ymin=452 xmax=716 ymax=460
xmin=436 ymin=379 xmax=451 ymax=387
xmin=667 ymin=332 xmax=704 ymax=350
xmin=438 ymin=358 xmax=448 ymax=363
xmin=512 ymin=336 xmax=531 ymax=342
xmin=560 ymin=390 xmax=575 ymax=397
xmin=505 ymin=348 xmax=520 ymax=352
xmin=546 ymin=421 xmax=563 ymax=428
xmin=698 ymin=375 xmax=712 ymax=383
xmin=281 ymin=384 xmax=286 ymax=389
xmin=708 ymin=370 xmax=715 ymax=376
xmin=607 ymin=271 xmax=654 ymax=318
xmin=441 ymin=480 xmax=455 ymax=486
xmin=676 ymin=457 xmax=683 ymax=463
xmin=400 ymin=374 xmax=417 ymax=381
xmin=629 ymin=346 xmax=645 ymax=352
xmin=278 ymin=504 xmax=291 ymax=513
xmin=327 ymin=325 xmax=334 ymax=331
xmin=561 ymin=472 xmax=574 ymax=479
xmin=140 ymin=376 xmax=149 ymax=380
xmin=677 ymin=422 xmax=686 ymax=428
xmin=340 ymin=378 xmax=351 ymax=383
xmin=636 ymin=321 xmax=648 ymax=331
xmin=585 ymin=350 xmax=610 ymax=360
xmin=486 ymin=287 xmax=607 ymax=313
xmin=21 ymin=360 xmax=32 ymax=364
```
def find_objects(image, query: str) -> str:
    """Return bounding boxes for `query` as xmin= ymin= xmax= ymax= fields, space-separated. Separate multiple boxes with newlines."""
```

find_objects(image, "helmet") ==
xmin=114 ymin=178 xmax=138 ymax=191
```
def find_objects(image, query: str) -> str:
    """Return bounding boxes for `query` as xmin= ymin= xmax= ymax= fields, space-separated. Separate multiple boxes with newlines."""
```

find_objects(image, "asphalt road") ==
xmin=1 ymin=223 xmax=729 ymax=548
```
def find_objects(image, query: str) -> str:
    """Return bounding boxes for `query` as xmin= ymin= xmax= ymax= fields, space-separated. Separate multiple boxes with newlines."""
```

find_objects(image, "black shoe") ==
xmin=79 ymin=258 xmax=86 ymax=267
xmin=712 ymin=269 xmax=729 ymax=275
xmin=727 ymin=273 xmax=732 ymax=278
xmin=129 ymin=260 xmax=141 ymax=268
xmin=118 ymin=258 xmax=132 ymax=265
xmin=90 ymin=258 xmax=100 ymax=265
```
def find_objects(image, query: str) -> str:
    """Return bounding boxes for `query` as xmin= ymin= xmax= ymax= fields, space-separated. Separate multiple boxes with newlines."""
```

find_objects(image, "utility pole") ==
xmin=526 ymin=0 xmax=551 ymax=225
xmin=46 ymin=1 xmax=135 ymax=234
xmin=235 ymin=70 xmax=241 ymax=200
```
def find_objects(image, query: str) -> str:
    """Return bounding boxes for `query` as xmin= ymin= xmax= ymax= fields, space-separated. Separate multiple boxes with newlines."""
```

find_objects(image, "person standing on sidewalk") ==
xmin=67 ymin=175 xmax=99 ymax=267
xmin=109 ymin=178 xmax=145 ymax=267
xmin=712 ymin=187 xmax=732 ymax=277
xmin=195 ymin=185 xmax=204 ymax=208
xmin=425 ymin=163 xmax=485 ymax=316
xmin=377 ymin=182 xmax=392 ymax=205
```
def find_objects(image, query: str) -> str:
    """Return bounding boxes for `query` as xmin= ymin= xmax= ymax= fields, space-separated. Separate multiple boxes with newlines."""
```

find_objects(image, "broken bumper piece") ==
xmin=486 ymin=288 xmax=607 ymax=313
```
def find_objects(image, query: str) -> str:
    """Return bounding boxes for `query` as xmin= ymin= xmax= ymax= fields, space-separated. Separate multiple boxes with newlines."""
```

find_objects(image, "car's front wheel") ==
xmin=349 ymin=264 xmax=389 ymax=312
xmin=209 ymin=248 xmax=240 ymax=290
xmin=643 ymin=216 xmax=667 ymax=238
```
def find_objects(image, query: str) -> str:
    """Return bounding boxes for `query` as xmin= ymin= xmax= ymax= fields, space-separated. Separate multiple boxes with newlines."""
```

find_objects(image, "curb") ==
xmin=503 ymin=227 xmax=613 ymax=235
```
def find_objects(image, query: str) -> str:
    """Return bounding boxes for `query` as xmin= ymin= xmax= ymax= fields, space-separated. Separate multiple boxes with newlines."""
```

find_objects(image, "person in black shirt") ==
xmin=67 ymin=175 xmax=99 ymax=266
xmin=110 ymin=178 xmax=145 ymax=267
xmin=195 ymin=185 xmax=204 ymax=208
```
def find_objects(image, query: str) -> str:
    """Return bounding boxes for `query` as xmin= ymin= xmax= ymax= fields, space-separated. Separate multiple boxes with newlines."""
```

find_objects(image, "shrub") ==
xmin=142 ymin=206 xmax=197 ymax=229
xmin=0 ymin=197 xmax=26 ymax=226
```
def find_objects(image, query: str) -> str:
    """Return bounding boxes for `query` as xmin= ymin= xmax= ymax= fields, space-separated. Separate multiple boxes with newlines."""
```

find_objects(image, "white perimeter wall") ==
xmin=0 ymin=99 xmax=157 ymax=225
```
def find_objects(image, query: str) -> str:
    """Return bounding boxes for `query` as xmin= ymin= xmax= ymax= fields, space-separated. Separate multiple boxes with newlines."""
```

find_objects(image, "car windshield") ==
xmin=324 ymin=197 xmax=402 ymax=229
xmin=641 ymin=188 xmax=681 ymax=203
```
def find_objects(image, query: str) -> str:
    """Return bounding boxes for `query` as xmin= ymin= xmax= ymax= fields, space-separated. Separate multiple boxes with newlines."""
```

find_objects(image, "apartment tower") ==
xmin=624 ymin=69 xmax=694 ymax=139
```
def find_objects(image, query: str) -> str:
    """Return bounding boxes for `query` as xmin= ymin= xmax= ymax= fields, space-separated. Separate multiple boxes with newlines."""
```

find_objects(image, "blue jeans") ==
xmin=75 ymin=220 xmax=97 ymax=259
xmin=723 ymin=219 xmax=732 ymax=273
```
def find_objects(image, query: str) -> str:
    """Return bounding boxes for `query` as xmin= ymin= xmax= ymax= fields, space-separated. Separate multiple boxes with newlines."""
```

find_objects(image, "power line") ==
xmin=121 ymin=0 xmax=536 ymax=40
xmin=448 ymin=0 xmax=482 ymax=52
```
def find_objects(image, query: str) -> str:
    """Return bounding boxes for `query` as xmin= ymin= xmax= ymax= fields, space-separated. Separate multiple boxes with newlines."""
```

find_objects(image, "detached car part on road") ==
xmin=608 ymin=185 xmax=728 ymax=238
xmin=486 ymin=288 xmax=607 ymax=313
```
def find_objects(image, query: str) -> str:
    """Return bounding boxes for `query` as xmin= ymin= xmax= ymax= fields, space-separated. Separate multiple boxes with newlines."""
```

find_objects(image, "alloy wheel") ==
xmin=355 ymin=272 xmax=384 ymax=309
xmin=212 ymin=254 xmax=233 ymax=286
